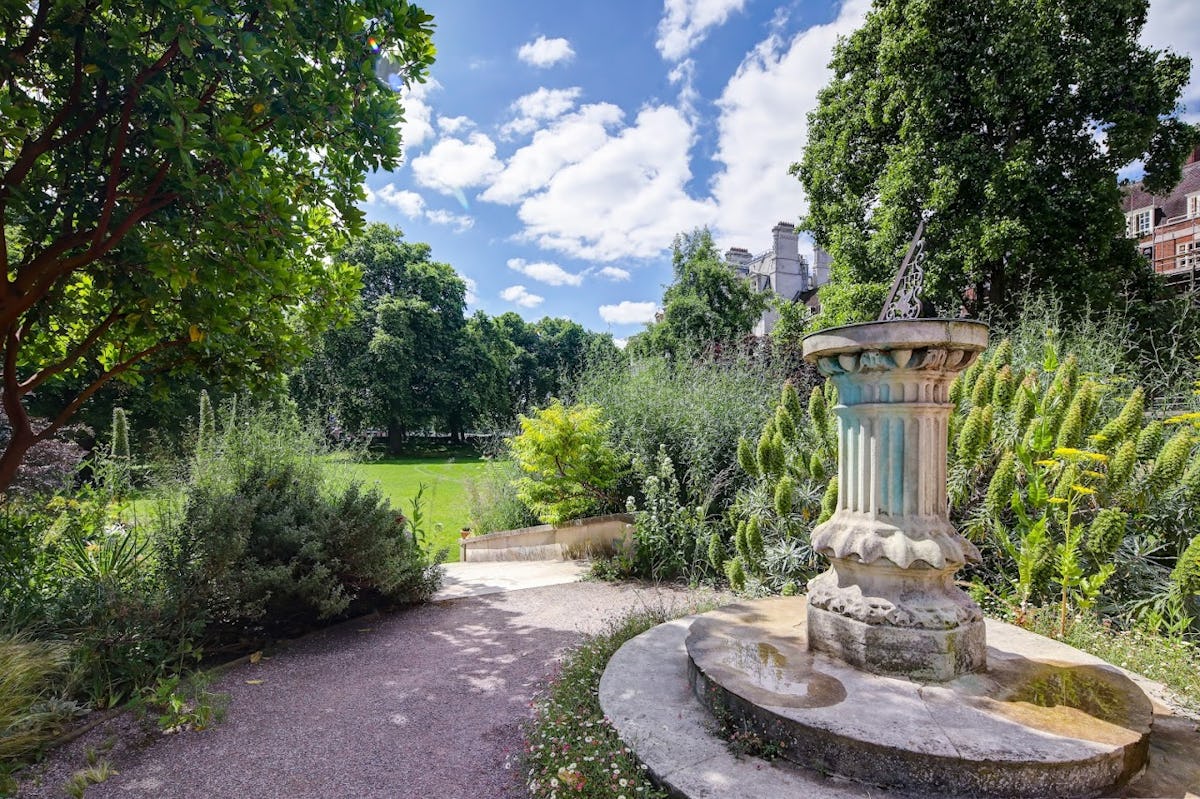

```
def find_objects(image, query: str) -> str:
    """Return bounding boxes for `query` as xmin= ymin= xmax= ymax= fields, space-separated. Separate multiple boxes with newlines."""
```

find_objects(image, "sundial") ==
xmin=878 ymin=213 xmax=936 ymax=321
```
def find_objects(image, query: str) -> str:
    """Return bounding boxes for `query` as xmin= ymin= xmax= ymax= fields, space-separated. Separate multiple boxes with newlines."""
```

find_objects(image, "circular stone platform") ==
xmin=685 ymin=597 xmax=1150 ymax=798
xmin=596 ymin=597 xmax=1200 ymax=799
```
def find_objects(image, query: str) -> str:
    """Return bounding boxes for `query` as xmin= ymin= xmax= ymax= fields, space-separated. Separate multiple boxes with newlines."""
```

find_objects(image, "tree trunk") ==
xmin=387 ymin=420 xmax=405 ymax=456
xmin=0 ymin=395 xmax=35 ymax=494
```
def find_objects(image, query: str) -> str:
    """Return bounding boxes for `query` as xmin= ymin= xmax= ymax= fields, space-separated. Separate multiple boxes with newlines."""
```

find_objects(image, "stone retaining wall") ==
xmin=459 ymin=513 xmax=634 ymax=562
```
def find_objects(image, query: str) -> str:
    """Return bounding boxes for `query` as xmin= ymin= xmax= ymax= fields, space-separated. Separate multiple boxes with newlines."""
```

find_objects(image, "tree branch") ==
xmin=0 ymin=26 xmax=87 ymax=199
xmin=94 ymin=41 xmax=180 ymax=247
xmin=7 ymin=0 xmax=51 ymax=63
xmin=36 ymin=335 xmax=189 ymax=444
xmin=19 ymin=307 xmax=125 ymax=393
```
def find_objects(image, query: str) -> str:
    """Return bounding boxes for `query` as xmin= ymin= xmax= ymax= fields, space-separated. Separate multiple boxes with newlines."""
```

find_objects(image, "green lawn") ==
xmin=346 ymin=454 xmax=488 ymax=561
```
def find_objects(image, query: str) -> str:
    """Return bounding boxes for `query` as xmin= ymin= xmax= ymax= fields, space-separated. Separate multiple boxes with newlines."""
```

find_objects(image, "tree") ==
xmin=492 ymin=312 xmax=616 ymax=416
xmin=0 ymin=0 xmax=436 ymax=489
xmin=629 ymin=229 xmax=768 ymax=357
xmin=291 ymin=224 xmax=467 ymax=451
xmin=794 ymin=0 xmax=1199 ymax=323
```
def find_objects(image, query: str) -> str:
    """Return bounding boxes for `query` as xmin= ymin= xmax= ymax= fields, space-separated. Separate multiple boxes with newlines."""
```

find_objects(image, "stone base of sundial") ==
xmin=683 ymin=597 xmax=1152 ymax=799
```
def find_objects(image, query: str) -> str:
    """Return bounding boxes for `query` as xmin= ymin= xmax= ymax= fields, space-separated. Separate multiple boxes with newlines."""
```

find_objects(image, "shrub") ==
xmin=509 ymin=400 xmax=626 ymax=525
xmin=0 ymin=409 xmax=88 ymax=498
xmin=950 ymin=324 xmax=1200 ymax=637
xmin=0 ymin=500 xmax=60 ymax=630
xmin=0 ymin=636 xmax=80 ymax=763
xmin=727 ymin=382 xmax=836 ymax=591
xmin=574 ymin=348 xmax=808 ymax=514
xmin=155 ymin=402 xmax=443 ymax=642
xmin=624 ymin=447 xmax=712 ymax=581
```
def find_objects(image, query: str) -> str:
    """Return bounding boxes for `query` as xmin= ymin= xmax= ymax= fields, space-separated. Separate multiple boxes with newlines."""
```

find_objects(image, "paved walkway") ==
xmin=434 ymin=559 xmax=590 ymax=600
xmin=17 ymin=566 xmax=713 ymax=799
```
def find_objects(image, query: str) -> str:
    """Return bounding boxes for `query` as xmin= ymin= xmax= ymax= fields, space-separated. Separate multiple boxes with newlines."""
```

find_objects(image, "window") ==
xmin=1133 ymin=210 xmax=1152 ymax=235
xmin=1189 ymin=194 xmax=1200 ymax=219
xmin=1176 ymin=241 xmax=1198 ymax=271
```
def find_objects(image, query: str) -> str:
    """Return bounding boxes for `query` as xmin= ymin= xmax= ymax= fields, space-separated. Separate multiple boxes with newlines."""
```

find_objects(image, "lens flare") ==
xmin=367 ymin=36 xmax=381 ymax=54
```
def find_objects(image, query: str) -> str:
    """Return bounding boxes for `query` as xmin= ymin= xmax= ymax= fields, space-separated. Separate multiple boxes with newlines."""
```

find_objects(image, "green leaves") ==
xmin=629 ymin=228 xmax=769 ymax=357
xmin=796 ymin=0 xmax=1199 ymax=323
xmin=510 ymin=400 xmax=627 ymax=525
xmin=0 ymin=0 xmax=437 ymax=487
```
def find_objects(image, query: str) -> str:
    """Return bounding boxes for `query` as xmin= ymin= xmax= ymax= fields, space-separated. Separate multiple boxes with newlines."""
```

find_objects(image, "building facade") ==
xmin=1122 ymin=147 xmax=1200 ymax=291
xmin=725 ymin=221 xmax=832 ymax=335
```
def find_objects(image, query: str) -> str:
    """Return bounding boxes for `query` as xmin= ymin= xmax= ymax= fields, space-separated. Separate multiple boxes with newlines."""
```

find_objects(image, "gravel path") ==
xmin=16 ymin=580 xmax=716 ymax=799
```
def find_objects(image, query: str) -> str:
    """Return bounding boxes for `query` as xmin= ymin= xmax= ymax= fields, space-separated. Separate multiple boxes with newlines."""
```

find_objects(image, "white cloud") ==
xmin=501 ymin=87 xmax=583 ymax=138
xmin=411 ymin=132 xmax=504 ymax=195
xmin=491 ymin=104 xmax=718 ymax=261
xmin=1143 ymin=0 xmax=1200 ymax=113
xmin=426 ymin=209 xmax=475 ymax=232
xmin=709 ymin=0 xmax=870 ymax=249
xmin=461 ymin=275 xmax=479 ymax=305
xmin=501 ymin=284 xmax=545 ymax=308
xmin=507 ymin=257 xmax=583 ymax=286
xmin=364 ymin=183 xmax=474 ymax=231
xmin=398 ymin=80 xmax=439 ymax=152
xmin=599 ymin=301 xmax=658 ymax=325
xmin=657 ymin=0 xmax=748 ymax=62
xmin=613 ymin=337 xmax=628 ymax=350
xmin=438 ymin=115 xmax=474 ymax=134
xmin=517 ymin=35 xmax=575 ymax=68
xmin=371 ymin=184 xmax=426 ymax=218
xmin=483 ymin=103 xmax=624 ymax=204
xmin=667 ymin=58 xmax=700 ymax=119
xmin=512 ymin=87 xmax=582 ymax=121
xmin=598 ymin=266 xmax=632 ymax=281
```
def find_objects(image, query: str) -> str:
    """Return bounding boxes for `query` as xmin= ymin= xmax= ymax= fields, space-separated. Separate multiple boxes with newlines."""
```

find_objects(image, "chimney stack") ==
xmin=772 ymin=221 xmax=799 ymax=262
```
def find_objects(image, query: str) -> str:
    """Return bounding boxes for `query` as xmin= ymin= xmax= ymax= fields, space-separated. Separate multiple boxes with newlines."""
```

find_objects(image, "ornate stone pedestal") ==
xmin=801 ymin=319 xmax=989 ymax=682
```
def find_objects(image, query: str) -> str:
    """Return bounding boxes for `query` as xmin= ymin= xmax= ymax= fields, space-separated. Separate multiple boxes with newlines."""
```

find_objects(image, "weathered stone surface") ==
xmin=806 ymin=603 xmax=985 ymax=681
xmin=801 ymin=319 xmax=989 ymax=681
xmin=601 ymin=606 xmax=1200 ymax=799
xmin=683 ymin=598 xmax=1151 ymax=798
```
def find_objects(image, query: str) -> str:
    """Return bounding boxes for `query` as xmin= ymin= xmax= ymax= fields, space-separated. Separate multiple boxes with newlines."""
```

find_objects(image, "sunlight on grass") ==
xmin=346 ymin=455 xmax=488 ymax=562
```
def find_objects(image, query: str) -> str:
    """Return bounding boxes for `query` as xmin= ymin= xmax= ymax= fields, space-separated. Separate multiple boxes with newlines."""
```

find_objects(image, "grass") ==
xmin=345 ymin=450 xmax=489 ymax=561
xmin=120 ymin=445 xmax=491 ymax=563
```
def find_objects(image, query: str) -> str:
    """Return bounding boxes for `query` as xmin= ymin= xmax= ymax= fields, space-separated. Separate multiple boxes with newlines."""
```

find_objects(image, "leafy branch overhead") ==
xmin=0 ymin=0 xmax=436 ymax=490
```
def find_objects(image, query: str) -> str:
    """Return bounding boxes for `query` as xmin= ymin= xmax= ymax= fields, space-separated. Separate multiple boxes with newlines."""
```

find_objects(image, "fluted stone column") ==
xmin=801 ymin=320 xmax=989 ymax=682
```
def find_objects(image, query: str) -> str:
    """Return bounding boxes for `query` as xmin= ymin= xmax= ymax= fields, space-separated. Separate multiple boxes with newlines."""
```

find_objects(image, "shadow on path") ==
xmin=19 ymin=581 xmax=712 ymax=799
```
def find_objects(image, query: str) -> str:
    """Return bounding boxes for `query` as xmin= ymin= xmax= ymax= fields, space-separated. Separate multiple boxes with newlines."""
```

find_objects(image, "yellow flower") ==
xmin=1053 ymin=447 xmax=1106 ymax=463
xmin=1035 ymin=459 xmax=1059 ymax=468
xmin=1083 ymin=470 xmax=1105 ymax=480
xmin=1164 ymin=411 xmax=1200 ymax=425
xmin=1047 ymin=497 xmax=1068 ymax=505
xmin=1071 ymin=485 xmax=1096 ymax=495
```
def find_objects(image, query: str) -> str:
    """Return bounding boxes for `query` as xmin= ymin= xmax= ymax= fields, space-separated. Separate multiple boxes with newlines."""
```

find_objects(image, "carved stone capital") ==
xmin=810 ymin=513 xmax=980 ymax=570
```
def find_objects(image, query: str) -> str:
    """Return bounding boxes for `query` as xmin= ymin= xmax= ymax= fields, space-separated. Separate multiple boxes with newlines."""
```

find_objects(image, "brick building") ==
xmin=1122 ymin=147 xmax=1200 ymax=290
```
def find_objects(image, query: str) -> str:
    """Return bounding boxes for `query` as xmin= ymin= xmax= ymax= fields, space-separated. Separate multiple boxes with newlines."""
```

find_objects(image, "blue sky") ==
xmin=362 ymin=0 xmax=1200 ymax=342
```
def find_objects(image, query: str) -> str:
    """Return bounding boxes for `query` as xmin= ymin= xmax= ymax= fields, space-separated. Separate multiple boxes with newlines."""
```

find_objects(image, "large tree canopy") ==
xmin=795 ymin=0 xmax=1199 ymax=324
xmin=0 ymin=0 xmax=435 ymax=489
xmin=290 ymin=224 xmax=620 ymax=447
